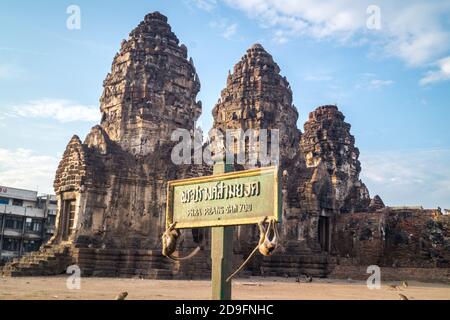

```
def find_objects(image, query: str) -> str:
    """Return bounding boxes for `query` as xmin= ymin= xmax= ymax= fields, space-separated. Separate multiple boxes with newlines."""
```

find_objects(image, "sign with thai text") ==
xmin=166 ymin=166 xmax=281 ymax=228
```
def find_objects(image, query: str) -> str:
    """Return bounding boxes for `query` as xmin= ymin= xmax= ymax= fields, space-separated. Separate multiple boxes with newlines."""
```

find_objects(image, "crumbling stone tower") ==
xmin=210 ymin=44 xmax=305 ymax=254
xmin=212 ymin=43 xmax=301 ymax=166
xmin=294 ymin=106 xmax=371 ymax=256
xmin=43 ymin=12 xmax=207 ymax=277
xmin=300 ymin=105 xmax=371 ymax=215
xmin=100 ymin=12 xmax=201 ymax=156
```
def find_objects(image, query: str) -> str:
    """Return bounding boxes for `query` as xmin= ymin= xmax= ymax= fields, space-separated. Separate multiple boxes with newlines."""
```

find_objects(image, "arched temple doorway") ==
xmin=318 ymin=215 xmax=330 ymax=252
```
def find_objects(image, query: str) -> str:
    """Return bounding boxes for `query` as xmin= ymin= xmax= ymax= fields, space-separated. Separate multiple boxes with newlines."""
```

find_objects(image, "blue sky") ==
xmin=0 ymin=0 xmax=449 ymax=208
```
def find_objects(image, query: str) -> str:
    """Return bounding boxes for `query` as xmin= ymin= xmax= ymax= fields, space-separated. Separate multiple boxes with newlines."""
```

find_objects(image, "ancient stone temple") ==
xmin=2 ymin=11 xmax=448 ymax=281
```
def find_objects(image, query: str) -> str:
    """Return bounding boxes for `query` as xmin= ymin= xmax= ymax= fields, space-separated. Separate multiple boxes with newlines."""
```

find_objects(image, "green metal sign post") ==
xmin=211 ymin=160 xmax=234 ymax=300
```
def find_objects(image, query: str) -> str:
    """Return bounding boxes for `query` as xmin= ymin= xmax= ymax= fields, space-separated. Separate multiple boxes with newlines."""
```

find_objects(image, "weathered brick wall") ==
xmin=333 ymin=209 xmax=450 ymax=269
xmin=382 ymin=209 xmax=450 ymax=268
xmin=332 ymin=212 xmax=384 ymax=265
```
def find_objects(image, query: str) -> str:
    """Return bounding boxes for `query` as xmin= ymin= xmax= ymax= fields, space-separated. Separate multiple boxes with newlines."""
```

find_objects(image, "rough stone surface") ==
xmin=100 ymin=11 xmax=201 ymax=156
xmin=331 ymin=208 xmax=450 ymax=276
xmin=212 ymin=43 xmax=300 ymax=164
xmin=369 ymin=195 xmax=385 ymax=212
xmin=300 ymin=105 xmax=371 ymax=215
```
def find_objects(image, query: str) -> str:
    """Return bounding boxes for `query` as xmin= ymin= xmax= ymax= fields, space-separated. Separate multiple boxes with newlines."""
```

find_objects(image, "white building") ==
xmin=0 ymin=186 xmax=57 ymax=262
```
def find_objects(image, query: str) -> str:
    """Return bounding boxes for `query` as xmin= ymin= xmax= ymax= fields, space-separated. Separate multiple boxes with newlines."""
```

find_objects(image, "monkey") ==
xmin=398 ymin=293 xmax=409 ymax=300
xmin=115 ymin=292 xmax=128 ymax=300
xmin=226 ymin=217 xmax=279 ymax=282
xmin=162 ymin=222 xmax=201 ymax=261
xmin=258 ymin=218 xmax=279 ymax=256
xmin=388 ymin=284 xmax=399 ymax=290
xmin=296 ymin=274 xmax=312 ymax=283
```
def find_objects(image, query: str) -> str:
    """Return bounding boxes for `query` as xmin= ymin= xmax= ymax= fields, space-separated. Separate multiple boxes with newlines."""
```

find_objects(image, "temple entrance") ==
xmin=318 ymin=216 xmax=330 ymax=252
xmin=62 ymin=200 xmax=76 ymax=241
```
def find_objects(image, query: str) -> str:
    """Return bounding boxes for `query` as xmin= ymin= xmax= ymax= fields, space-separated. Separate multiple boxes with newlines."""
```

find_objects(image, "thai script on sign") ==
xmin=181 ymin=181 xmax=260 ymax=204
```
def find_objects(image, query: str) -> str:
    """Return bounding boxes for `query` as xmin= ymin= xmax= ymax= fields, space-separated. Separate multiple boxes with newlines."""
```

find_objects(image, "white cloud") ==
xmin=221 ymin=0 xmax=450 ymax=67
xmin=10 ymin=98 xmax=99 ymax=123
xmin=304 ymin=74 xmax=334 ymax=82
xmin=210 ymin=19 xmax=239 ymax=40
xmin=222 ymin=23 xmax=237 ymax=39
xmin=382 ymin=2 xmax=450 ymax=67
xmin=369 ymin=79 xmax=394 ymax=89
xmin=0 ymin=148 xmax=58 ymax=195
xmin=360 ymin=149 xmax=450 ymax=209
xmin=354 ymin=74 xmax=394 ymax=90
xmin=273 ymin=30 xmax=290 ymax=44
xmin=188 ymin=0 xmax=217 ymax=11
xmin=420 ymin=56 xmax=450 ymax=86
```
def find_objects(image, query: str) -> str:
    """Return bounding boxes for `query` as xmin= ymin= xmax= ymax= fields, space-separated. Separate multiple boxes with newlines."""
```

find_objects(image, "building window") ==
xmin=25 ymin=217 xmax=32 ymax=230
xmin=47 ymin=215 xmax=56 ymax=226
xmin=25 ymin=218 xmax=42 ymax=233
xmin=2 ymin=238 xmax=21 ymax=252
xmin=0 ymin=197 xmax=9 ymax=205
xmin=5 ymin=217 xmax=23 ymax=230
xmin=12 ymin=199 xmax=23 ymax=206
xmin=23 ymin=240 xmax=41 ymax=253
xmin=33 ymin=220 xmax=42 ymax=232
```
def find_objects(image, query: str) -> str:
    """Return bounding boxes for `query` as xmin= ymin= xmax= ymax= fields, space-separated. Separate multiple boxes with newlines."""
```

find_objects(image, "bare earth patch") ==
xmin=0 ymin=276 xmax=449 ymax=300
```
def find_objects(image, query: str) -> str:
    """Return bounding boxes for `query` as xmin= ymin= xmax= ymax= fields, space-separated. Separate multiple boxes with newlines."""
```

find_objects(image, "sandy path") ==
xmin=1 ymin=276 xmax=449 ymax=300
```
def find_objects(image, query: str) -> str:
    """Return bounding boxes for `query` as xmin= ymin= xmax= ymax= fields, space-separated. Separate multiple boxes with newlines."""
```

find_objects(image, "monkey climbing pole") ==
xmin=164 ymin=160 xmax=281 ymax=300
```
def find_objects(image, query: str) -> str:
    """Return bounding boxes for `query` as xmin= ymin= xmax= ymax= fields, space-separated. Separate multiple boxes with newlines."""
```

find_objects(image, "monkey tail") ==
xmin=168 ymin=246 xmax=201 ymax=261
xmin=226 ymin=217 xmax=280 ymax=282
xmin=226 ymin=245 xmax=259 ymax=283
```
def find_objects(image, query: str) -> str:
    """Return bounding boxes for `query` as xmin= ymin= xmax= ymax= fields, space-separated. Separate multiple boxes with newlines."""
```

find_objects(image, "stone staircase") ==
xmin=57 ymin=248 xmax=176 ymax=279
xmin=71 ymin=247 xmax=213 ymax=279
xmin=1 ymin=244 xmax=74 ymax=277
xmin=1 ymin=243 xmax=334 ymax=279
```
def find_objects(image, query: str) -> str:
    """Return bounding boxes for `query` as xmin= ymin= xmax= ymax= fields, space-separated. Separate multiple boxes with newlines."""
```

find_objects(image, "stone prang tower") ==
xmin=212 ymin=43 xmax=300 ymax=165
xmin=100 ymin=12 xmax=201 ymax=156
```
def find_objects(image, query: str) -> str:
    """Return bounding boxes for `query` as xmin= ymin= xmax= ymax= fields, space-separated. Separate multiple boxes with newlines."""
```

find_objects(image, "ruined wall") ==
xmin=332 ymin=208 xmax=450 ymax=268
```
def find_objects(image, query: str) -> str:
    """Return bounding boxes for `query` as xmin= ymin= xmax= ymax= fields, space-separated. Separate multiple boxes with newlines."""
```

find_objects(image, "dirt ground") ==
xmin=0 ymin=276 xmax=449 ymax=300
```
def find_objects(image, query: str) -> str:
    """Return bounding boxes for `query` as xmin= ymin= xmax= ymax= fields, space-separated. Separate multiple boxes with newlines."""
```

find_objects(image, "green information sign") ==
xmin=166 ymin=166 xmax=281 ymax=229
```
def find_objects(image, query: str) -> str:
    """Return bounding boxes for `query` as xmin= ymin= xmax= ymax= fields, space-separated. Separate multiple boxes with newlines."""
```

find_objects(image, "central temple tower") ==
xmin=212 ymin=44 xmax=301 ymax=166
